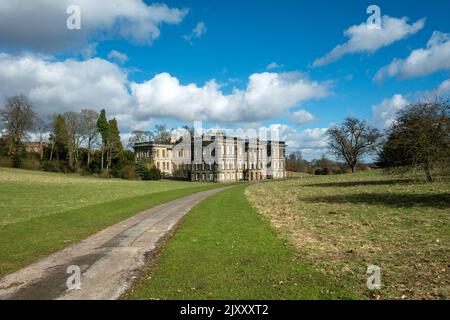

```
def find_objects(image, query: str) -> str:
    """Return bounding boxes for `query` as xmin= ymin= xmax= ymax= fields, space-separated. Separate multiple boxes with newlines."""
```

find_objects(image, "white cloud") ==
xmin=266 ymin=62 xmax=284 ymax=70
xmin=370 ymin=94 xmax=409 ymax=129
xmin=272 ymin=124 xmax=330 ymax=160
xmin=80 ymin=42 xmax=98 ymax=59
xmin=370 ymin=78 xmax=450 ymax=130
xmin=196 ymin=123 xmax=330 ymax=160
xmin=182 ymin=21 xmax=207 ymax=43
xmin=108 ymin=50 xmax=129 ymax=64
xmin=437 ymin=79 xmax=450 ymax=94
xmin=375 ymin=31 xmax=450 ymax=81
xmin=131 ymin=72 xmax=330 ymax=122
xmin=291 ymin=110 xmax=315 ymax=125
xmin=0 ymin=53 xmax=331 ymax=135
xmin=0 ymin=52 xmax=131 ymax=120
xmin=0 ymin=0 xmax=188 ymax=52
xmin=313 ymin=16 xmax=425 ymax=67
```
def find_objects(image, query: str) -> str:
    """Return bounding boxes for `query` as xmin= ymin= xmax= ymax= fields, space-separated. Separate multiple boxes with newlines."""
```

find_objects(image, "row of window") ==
xmin=172 ymin=161 xmax=284 ymax=171
xmin=155 ymin=162 xmax=171 ymax=171
xmin=153 ymin=149 xmax=171 ymax=158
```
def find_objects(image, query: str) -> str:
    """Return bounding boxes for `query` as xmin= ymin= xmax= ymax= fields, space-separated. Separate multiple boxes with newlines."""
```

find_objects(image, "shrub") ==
xmin=314 ymin=168 xmax=325 ymax=175
xmin=119 ymin=165 xmax=139 ymax=180
xmin=0 ymin=156 xmax=12 ymax=168
xmin=42 ymin=160 xmax=60 ymax=172
xmin=148 ymin=166 xmax=162 ymax=180
xmin=99 ymin=170 xmax=112 ymax=179
xmin=21 ymin=158 xmax=42 ymax=171
xmin=79 ymin=167 xmax=92 ymax=176
xmin=136 ymin=158 xmax=161 ymax=180
xmin=12 ymin=154 xmax=23 ymax=168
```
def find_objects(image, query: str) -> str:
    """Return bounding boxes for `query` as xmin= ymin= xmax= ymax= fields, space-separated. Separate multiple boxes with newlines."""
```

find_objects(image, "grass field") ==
xmin=0 ymin=168 xmax=218 ymax=277
xmin=246 ymin=171 xmax=450 ymax=300
xmin=0 ymin=167 xmax=212 ymax=225
xmin=124 ymin=185 xmax=359 ymax=300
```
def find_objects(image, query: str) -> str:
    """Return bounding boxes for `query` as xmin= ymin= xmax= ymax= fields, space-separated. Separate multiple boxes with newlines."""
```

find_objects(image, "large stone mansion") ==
xmin=133 ymin=135 xmax=286 ymax=182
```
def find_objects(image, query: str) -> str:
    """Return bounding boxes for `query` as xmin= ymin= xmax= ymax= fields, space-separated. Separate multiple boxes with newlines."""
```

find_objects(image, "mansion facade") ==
xmin=133 ymin=135 xmax=286 ymax=182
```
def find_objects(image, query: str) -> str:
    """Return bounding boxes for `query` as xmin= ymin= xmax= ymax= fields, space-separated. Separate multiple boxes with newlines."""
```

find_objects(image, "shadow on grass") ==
xmin=304 ymin=192 xmax=450 ymax=209
xmin=303 ymin=179 xmax=413 ymax=188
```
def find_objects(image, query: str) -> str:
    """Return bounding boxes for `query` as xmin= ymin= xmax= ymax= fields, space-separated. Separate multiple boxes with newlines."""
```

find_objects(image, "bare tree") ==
xmin=328 ymin=117 xmax=381 ymax=173
xmin=63 ymin=111 xmax=85 ymax=169
xmin=34 ymin=116 xmax=50 ymax=160
xmin=80 ymin=109 xmax=99 ymax=166
xmin=128 ymin=130 xmax=152 ymax=148
xmin=154 ymin=125 xmax=171 ymax=144
xmin=0 ymin=95 xmax=35 ymax=156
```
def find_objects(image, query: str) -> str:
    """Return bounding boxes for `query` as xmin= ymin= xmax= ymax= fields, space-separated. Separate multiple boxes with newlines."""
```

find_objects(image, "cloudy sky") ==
xmin=0 ymin=0 xmax=449 ymax=159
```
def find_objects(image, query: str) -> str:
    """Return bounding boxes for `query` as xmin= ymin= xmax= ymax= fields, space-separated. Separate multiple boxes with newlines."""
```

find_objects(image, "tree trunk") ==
xmin=75 ymin=149 xmax=79 ymax=170
xmin=87 ymin=139 xmax=91 ymax=167
xmin=107 ymin=145 xmax=111 ymax=171
xmin=49 ymin=142 xmax=54 ymax=161
xmin=423 ymin=161 xmax=433 ymax=182
xmin=101 ymin=144 xmax=104 ymax=171
xmin=39 ymin=131 xmax=43 ymax=160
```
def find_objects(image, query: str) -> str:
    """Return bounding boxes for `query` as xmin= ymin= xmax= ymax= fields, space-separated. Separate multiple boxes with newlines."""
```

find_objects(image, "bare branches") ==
xmin=327 ymin=117 xmax=381 ymax=173
xmin=378 ymin=99 xmax=450 ymax=182
xmin=0 ymin=95 xmax=36 ymax=156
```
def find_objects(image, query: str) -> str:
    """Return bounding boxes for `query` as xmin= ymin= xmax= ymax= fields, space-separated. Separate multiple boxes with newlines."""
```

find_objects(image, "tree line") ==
xmin=290 ymin=98 xmax=449 ymax=182
xmin=1 ymin=94 xmax=449 ymax=182
xmin=0 ymin=95 xmax=161 ymax=180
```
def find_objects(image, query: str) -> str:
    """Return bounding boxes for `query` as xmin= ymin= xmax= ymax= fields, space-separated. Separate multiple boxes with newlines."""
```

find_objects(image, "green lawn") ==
xmin=0 ymin=167 xmax=211 ymax=225
xmin=0 ymin=168 xmax=218 ymax=277
xmin=125 ymin=185 xmax=359 ymax=300
xmin=246 ymin=171 xmax=450 ymax=299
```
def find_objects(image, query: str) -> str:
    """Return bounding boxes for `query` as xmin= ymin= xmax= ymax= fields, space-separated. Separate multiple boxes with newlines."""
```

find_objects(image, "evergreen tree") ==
xmin=136 ymin=158 xmax=161 ymax=180
xmin=96 ymin=109 xmax=110 ymax=172
xmin=50 ymin=114 xmax=69 ymax=162
xmin=107 ymin=118 xmax=123 ymax=170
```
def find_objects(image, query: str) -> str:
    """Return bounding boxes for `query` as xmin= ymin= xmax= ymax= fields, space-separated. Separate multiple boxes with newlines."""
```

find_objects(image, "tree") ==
xmin=49 ymin=114 xmax=69 ymax=162
xmin=128 ymin=130 xmax=152 ymax=148
xmin=327 ymin=117 xmax=381 ymax=173
xmin=0 ymin=95 xmax=35 ymax=157
xmin=377 ymin=100 xmax=450 ymax=182
xmin=34 ymin=116 xmax=49 ymax=160
xmin=286 ymin=151 xmax=305 ymax=172
xmin=136 ymin=158 xmax=161 ymax=180
xmin=63 ymin=111 xmax=84 ymax=169
xmin=107 ymin=118 xmax=123 ymax=170
xmin=96 ymin=109 xmax=110 ymax=172
xmin=154 ymin=124 xmax=171 ymax=144
xmin=80 ymin=109 xmax=99 ymax=167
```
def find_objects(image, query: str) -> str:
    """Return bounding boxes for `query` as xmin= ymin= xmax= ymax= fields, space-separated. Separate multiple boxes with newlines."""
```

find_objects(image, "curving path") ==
xmin=0 ymin=187 xmax=228 ymax=300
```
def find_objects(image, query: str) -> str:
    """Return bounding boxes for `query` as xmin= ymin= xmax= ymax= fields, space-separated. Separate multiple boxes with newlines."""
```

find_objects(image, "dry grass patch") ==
xmin=246 ymin=172 xmax=450 ymax=299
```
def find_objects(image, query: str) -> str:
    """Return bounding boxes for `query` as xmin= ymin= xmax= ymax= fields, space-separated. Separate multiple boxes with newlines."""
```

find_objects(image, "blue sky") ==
xmin=0 ymin=0 xmax=449 ymax=159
